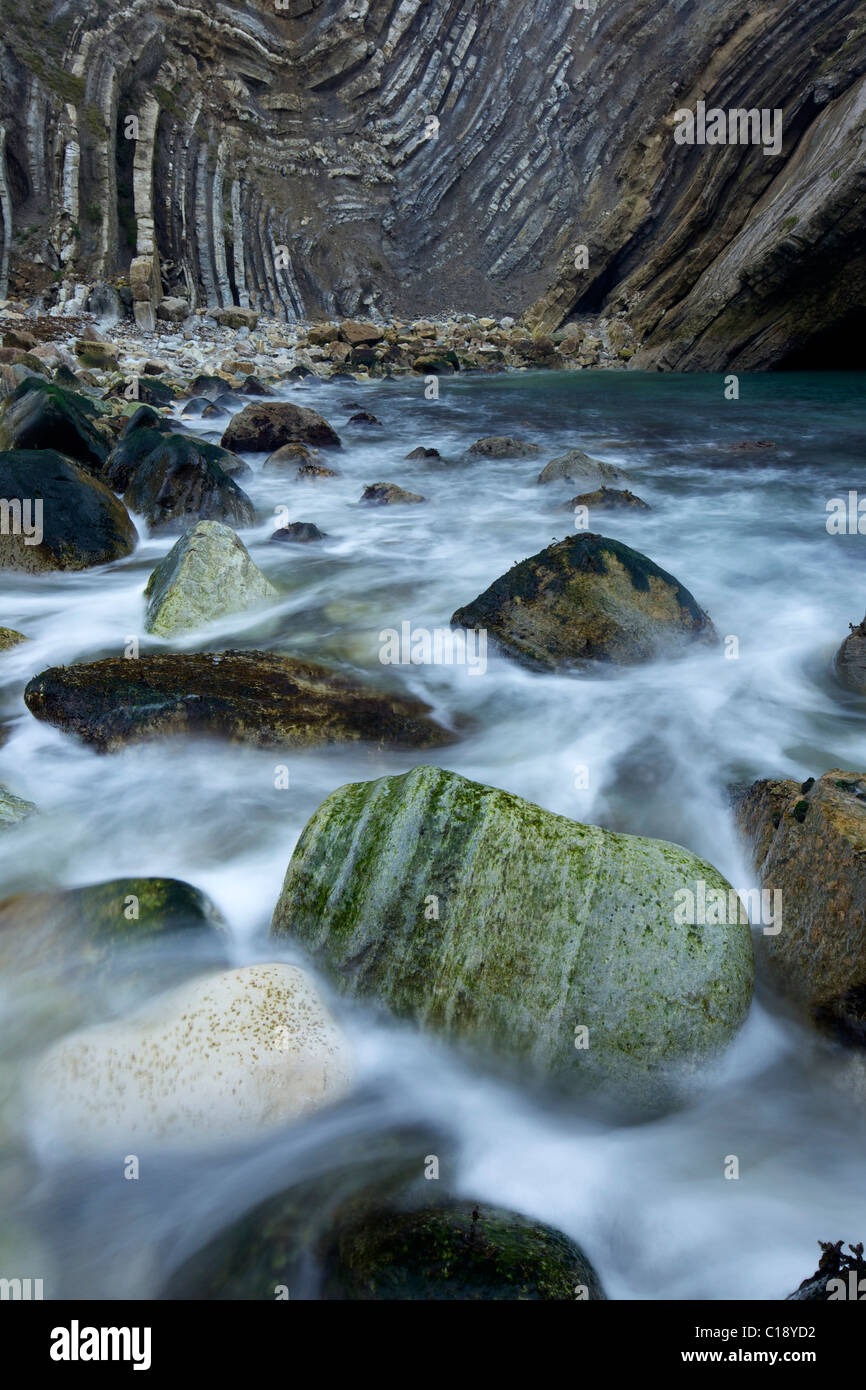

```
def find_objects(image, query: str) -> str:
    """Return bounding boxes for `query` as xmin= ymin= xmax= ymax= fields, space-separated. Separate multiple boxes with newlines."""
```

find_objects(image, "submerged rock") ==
xmin=452 ymin=533 xmax=716 ymax=670
xmin=734 ymin=771 xmax=866 ymax=1041
xmin=271 ymin=765 xmax=753 ymax=1104
xmin=144 ymin=521 xmax=278 ymax=636
xmin=0 ymin=378 xmax=111 ymax=471
xmin=26 ymin=963 xmax=353 ymax=1156
xmin=360 ymin=482 xmax=425 ymax=505
xmin=467 ymin=436 xmax=541 ymax=459
xmin=835 ymin=615 xmax=866 ymax=695
xmin=0 ymin=449 xmax=137 ymax=571
xmin=325 ymin=1200 xmax=605 ymax=1301
xmin=537 ymin=449 xmax=629 ymax=487
xmin=24 ymin=651 xmax=454 ymax=752
xmin=0 ymin=785 xmax=36 ymax=827
xmin=271 ymin=523 xmax=327 ymax=543
xmin=566 ymin=487 xmax=650 ymax=513
xmin=221 ymin=402 xmax=341 ymax=452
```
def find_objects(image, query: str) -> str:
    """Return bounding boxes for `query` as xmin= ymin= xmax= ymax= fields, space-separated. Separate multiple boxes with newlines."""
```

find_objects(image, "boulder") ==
xmin=24 ymin=650 xmax=454 ymax=752
xmin=263 ymin=442 xmax=312 ymax=470
xmin=405 ymin=446 xmax=440 ymax=460
xmin=241 ymin=375 xmax=272 ymax=397
xmin=412 ymin=353 xmax=459 ymax=375
xmin=74 ymin=339 xmax=118 ymax=371
xmin=271 ymin=523 xmax=327 ymax=543
xmin=451 ymin=533 xmax=716 ymax=670
xmin=537 ymin=449 xmax=629 ymax=487
xmin=324 ymin=1201 xmax=605 ymax=1301
xmin=0 ymin=449 xmax=137 ymax=571
xmin=157 ymin=296 xmax=191 ymax=323
xmin=271 ymin=765 xmax=754 ymax=1104
xmin=566 ymin=487 xmax=650 ymax=513
xmin=187 ymin=374 xmax=231 ymax=401
xmin=467 ymin=436 xmax=541 ymax=459
xmin=786 ymin=1242 xmax=866 ymax=1301
xmin=25 ymin=963 xmax=354 ymax=1156
xmin=347 ymin=411 xmax=382 ymax=426
xmin=0 ymin=785 xmax=36 ymax=828
xmin=144 ymin=521 xmax=278 ymax=637
xmin=212 ymin=307 xmax=259 ymax=331
xmin=339 ymin=321 xmax=384 ymax=346
xmin=0 ymin=627 xmax=26 ymax=651
xmin=0 ymin=378 xmax=111 ymax=471
xmin=296 ymin=463 xmax=339 ymax=481
xmin=734 ymin=771 xmax=866 ymax=1041
xmin=360 ymin=483 xmax=425 ymax=505
xmin=221 ymin=402 xmax=341 ymax=452
xmin=120 ymin=435 xmax=256 ymax=533
xmin=835 ymin=615 xmax=866 ymax=694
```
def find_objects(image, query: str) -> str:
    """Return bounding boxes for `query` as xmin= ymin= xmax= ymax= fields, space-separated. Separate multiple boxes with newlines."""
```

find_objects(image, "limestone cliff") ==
xmin=0 ymin=0 xmax=863 ymax=367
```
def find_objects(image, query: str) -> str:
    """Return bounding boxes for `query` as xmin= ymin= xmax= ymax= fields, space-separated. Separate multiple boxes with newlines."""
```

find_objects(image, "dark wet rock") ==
xmin=283 ymin=364 xmax=315 ymax=380
xmin=0 ymin=378 xmax=111 ymax=472
xmin=452 ymin=533 xmax=716 ymax=670
xmin=412 ymin=353 xmax=459 ymax=374
xmin=121 ymin=438 xmax=255 ymax=533
xmin=0 ymin=449 xmax=137 ymax=571
xmin=324 ymin=1200 xmax=606 ymax=1301
xmin=24 ymin=650 xmax=454 ymax=753
xmin=221 ymin=402 xmax=341 ymax=452
xmin=271 ymin=764 xmax=752 ymax=1104
xmin=566 ymin=487 xmax=651 ymax=512
xmin=187 ymin=374 xmax=230 ymax=402
xmin=180 ymin=397 xmax=213 ymax=417
xmin=360 ymin=482 xmax=425 ymax=505
xmin=263 ymin=442 xmax=312 ymax=470
xmin=405 ymin=446 xmax=440 ymax=460
xmin=201 ymin=401 xmax=228 ymax=419
xmin=734 ymin=771 xmax=866 ymax=1040
xmin=467 ymin=436 xmax=541 ymax=459
xmin=835 ymin=614 xmax=866 ymax=695
xmin=135 ymin=376 xmax=177 ymax=408
xmin=787 ymin=1241 xmax=866 ymax=1300
xmin=271 ymin=523 xmax=327 ymax=543
xmin=296 ymin=462 xmax=339 ymax=481
xmin=241 ymin=375 xmax=272 ymax=397
xmin=537 ymin=449 xmax=628 ymax=486
xmin=347 ymin=411 xmax=382 ymax=426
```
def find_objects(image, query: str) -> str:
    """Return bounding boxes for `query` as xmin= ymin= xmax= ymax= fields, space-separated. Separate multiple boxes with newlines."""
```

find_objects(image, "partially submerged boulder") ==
xmin=467 ymin=437 xmax=541 ymax=459
xmin=26 ymin=963 xmax=353 ymax=1156
xmin=0 ymin=378 xmax=111 ymax=472
xmin=538 ymin=449 xmax=629 ymax=487
xmin=734 ymin=771 xmax=866 ymax=1041
xmin=360 ymin=482 xmax=425 ymax=505
xmin=0 ymin=785 xmax=36 ymax=828
xmin=24 ymin=651 xmax=454 ymax=752
xmin=120 ymin=436 xmax=255 ymax=533
xmin=221 ymin=402 xmax=341 ymax=452
xmin=271 ymin=523 xmax=327 ymax=543
xmin=271 ymin=765 xmax=754 ymax=1104
xmin=451 ymin=533 xmax=716 ymax=670
xmin=566 ymin=487 xmax=650 ymax=513
xmin=0 ymin=627 xmax=26 ymax=651
xmin=144 ymin=521 xmax=278 ymax=637
xmin=0 ymin=449 xmax=137 ymax=571
xmin=835 ymin=614 xmax=866 ymax=695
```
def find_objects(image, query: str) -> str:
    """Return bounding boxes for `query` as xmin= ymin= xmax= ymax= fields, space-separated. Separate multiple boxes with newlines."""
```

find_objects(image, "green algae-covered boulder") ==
xmin=451 ymin=533 xmax=716 ymax=670
xmin=272 ymin=766 xmax=754 ymax=1104
xmin=0 ymin=378 xmax=111 ymax=472
xmin=144 ymin=521 xmax=278 ymax=636
xmin=324 ymin=1201 xmax=605 ymax=1301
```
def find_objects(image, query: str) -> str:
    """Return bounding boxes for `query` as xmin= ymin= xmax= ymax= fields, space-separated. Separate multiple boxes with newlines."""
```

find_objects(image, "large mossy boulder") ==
xmin=144 ymin=521 xmax=278 ymax=636
xmin=734 ymin=771 xmax=866 ymax=1041
xmin=120 ymin=434 xmax=255 ymax=533
xmin=0 ymin=449 xmax=137 ymax=571
xmin=0 ymin=378 xmax=111 ymax=472
xmin=24 ymin=651 xmax=454 ymax=752
xmin=451 ymin=533 xmax=716 ymax=670
xmin=324 ymin=1200 xmax=605 ymax=1301
xmin=271 ymin=765 xmax=754 ymax=1104
xmin=221 ymin=402 xmax=341 ymax=452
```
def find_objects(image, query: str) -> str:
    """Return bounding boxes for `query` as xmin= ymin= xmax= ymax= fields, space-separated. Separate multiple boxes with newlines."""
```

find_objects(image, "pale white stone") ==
xmin=27 ymin=963 xmax=354 ymax=1156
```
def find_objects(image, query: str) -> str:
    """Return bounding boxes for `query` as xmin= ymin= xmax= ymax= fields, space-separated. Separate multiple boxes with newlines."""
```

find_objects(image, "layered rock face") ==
xmin=0 ymin=0 xmax=864 ymax=367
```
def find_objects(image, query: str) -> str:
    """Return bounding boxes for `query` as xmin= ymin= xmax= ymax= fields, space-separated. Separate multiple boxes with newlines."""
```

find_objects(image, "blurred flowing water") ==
xmin=1 ymin=368 xmax=865 ymax=1299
